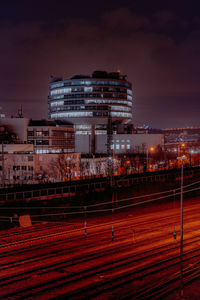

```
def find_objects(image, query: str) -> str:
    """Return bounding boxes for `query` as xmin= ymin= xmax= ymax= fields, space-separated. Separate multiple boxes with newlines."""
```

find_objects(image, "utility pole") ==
xmin=107 ymin=106 xmax=113 ymax=186
xmin=180 ymin=158 xmax=184 ymax=259
xmin=1 ymin=142 xmax=4 ymax=188
xmin=178 ymin=154 xmax=186 ymax=299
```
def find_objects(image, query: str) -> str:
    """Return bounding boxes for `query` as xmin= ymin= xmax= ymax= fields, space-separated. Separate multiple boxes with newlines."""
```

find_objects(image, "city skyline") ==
xmin=1 ymin=0 xmax=200 ymax=128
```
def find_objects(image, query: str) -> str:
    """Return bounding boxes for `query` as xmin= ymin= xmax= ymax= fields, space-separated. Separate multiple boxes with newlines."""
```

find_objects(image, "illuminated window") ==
xmin=127 ymin=89 xmax=133 ymax=95
xmin=127 ymin=144 xmax=130 ymax=149
xmin=111 ymin=106 xmax=131 ymax=112
xmin=121 ymin=145 xmax=125 ymax=149
xmin=51 ymin=82 xmax=64 ymax=89
xmin=111 ymin=112 xmax=132 ymax=118
xmin=52 ymin=95 xmax=64 ymax=99
xmin=85 ymin=99 xmax=132 ymax=106
xmin=51 ymin=112 xmax=93 ymax=118
xmin=50 ymin=101 xmax=64 ymax=107
xmin=75 ymin=125 xmax=91 ymax=129
xmin=50 ymin=88 xmax=72 ymax=96
xmin=116 ymin=144 xmax=120 ymax=149
xmin=36 ymin=131 xmax=42 ymax=136
xmin=84 ymin=87 xmax=93 ymax=92
xmin=36 ymin=149 xmax=49 ymax=154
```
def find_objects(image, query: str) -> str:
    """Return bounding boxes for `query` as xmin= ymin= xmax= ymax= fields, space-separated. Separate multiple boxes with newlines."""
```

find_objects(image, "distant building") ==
xmin=0 ymin=151 xmax=81 ymax=186
xmin=48 ymin=70 xmax=133 ymax=132
xmin=34 ymin=152 xmax=80 ymax=182
xmin=0 ymin=117 xmax=75 ymax=154
xmin=0 ymin=117 xmax=77 ymax=185
xmin=0 ymin=144 xmax=34 ymax=186
xmin=27 ymin=120 xmax=74 ymax=154
xmin=76 ymin=133 xmax=164 ymax=154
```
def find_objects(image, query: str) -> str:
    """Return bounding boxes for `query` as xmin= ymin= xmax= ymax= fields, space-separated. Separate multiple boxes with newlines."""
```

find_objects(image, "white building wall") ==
xmin=75 ymin=135 xmax=90 ymax=153
xmin=75 ymin=134 xmax=164 ymax=154
xmin=3 ymin=144 xmax=33 ymax=154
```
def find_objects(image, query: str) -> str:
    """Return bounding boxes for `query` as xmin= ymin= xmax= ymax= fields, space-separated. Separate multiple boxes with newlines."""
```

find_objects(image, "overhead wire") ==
xmin=29 ymin=185 xmax=200 ymax=218
xmin=0 ymin=179 xmax=199 ymax=210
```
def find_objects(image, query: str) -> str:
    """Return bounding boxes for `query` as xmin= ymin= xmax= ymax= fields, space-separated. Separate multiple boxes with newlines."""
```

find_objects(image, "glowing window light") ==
xmin=51 ymin=82 xmax=64 ymax=89
xmin=85 ymin=99 xmax=132 ymax=106
xmin=84 ymin=87 xmax=93 ymax=92
xmin=52 ymin=95 xmax=64 ymax=99
xmin=50 ymin=101 xmax=64 ymax=107
xmin=51 ymin=112 xmax=93 ymax=118
xmin=127 ymin=89 xmax=133 ymax=95
xmin=111 ymin=112 xmax=132 ymax=118
xmin=50 ymin=88 xmax=72 ymax=96
xmin=111 ymin=106 xmax=131 ymax=112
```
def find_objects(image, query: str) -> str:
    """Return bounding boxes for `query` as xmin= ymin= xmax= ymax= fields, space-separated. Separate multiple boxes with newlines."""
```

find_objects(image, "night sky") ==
xmin=1 ymin=0 xmax=200 ymax=128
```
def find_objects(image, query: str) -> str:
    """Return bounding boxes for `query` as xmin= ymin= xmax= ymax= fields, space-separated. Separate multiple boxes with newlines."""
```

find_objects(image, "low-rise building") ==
xmin=35 ymin=152 xmax=80 ymax=182
xmin=75 ymin=133 xmax=164 ymax=154
xmin=27 ymin=120 xmax=74 ymax=154
xmin=0 ymin=147 xmax=81 ymax=186
xmin=0 ymin=144 xmax=35 ymax=186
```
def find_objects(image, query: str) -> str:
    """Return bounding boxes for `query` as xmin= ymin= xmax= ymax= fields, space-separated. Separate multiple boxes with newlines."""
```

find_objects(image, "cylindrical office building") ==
xmin=48 ymin=71 xmax=133 ymax=133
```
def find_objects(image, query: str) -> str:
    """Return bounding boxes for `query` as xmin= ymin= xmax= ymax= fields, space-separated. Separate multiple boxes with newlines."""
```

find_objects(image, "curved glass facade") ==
xmin=48 ymin=71 xmax=133 ymax=125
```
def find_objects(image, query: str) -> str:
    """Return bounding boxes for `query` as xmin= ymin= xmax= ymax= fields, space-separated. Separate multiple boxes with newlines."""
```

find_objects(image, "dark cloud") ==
xmin=0 ymin=2 xmax=200 ymax=128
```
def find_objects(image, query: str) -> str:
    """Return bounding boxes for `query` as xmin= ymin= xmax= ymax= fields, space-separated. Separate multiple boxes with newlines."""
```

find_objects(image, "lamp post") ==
xmin=146 ymin=146 xmax=154 ymax=171
xmin=177 ymin=154 xmax=186 ymax=299
xmin=1 ymin=142 xmax=4 ymax=188
xmin=180 ymin=157 xmax=184 ymax=259
xmin=178 ymin=155 xmax=186 ymax=256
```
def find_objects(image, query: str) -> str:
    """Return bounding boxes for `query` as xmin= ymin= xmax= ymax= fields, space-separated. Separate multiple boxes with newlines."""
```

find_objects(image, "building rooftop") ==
xmin=29 ymin=120 xmax=73 ymax=127
xmin=51 ymin=70 xmax=128 ymax=83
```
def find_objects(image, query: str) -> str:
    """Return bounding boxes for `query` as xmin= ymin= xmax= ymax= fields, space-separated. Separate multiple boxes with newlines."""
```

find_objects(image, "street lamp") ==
xmin=1 ymin=142 xmax=5 ymax=188
xmin=177 ymin=154 xmax=186 ymax=298
xmin=178 ymin=155 xmax=186 ymax=258
xmin=177 ymin=142 xmax=186 ymax=157
xmin=146 ymin=146 xmax=154 ymax=171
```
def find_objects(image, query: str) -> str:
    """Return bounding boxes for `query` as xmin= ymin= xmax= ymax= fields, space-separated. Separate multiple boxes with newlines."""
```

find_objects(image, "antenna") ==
xmin=18 ymin=105 xmax=23 ymax=118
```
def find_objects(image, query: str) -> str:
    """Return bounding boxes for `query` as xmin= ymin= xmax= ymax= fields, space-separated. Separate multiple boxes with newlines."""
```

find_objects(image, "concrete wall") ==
xmin=75 ymin=134 xmax=91 ymax=153
xmin=3 ymin=144 xmax=33 ymax=154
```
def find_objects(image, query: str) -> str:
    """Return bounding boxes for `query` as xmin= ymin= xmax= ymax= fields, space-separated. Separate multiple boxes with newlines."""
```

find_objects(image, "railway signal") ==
xmin=112 ymin=225 xmax=114 ymax=241
xmin=84 ymin=221 xmax=87 ymax=237
xmin=173 ymin=225 xmax=177 ymax=244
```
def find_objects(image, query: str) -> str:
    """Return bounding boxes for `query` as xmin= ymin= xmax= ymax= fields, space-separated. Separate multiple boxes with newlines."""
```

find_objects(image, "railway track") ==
xmin=1 ymin=234 xmax=200 ymax=299
xmin=1 ymin=199 xmax=200 ymax=298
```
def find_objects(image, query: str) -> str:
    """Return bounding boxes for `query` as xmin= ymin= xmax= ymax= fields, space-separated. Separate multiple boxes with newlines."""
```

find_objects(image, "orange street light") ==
xmin=147 ymin=146 xmax=155 ymax=171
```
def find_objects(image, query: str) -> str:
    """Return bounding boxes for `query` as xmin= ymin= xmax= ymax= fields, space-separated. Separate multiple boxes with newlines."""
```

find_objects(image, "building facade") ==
xmin=48 ymin=70 xmax=133 ymax=132
xmin=0 ymin=117 xmax=75 ymax=154
xmin=0 ymin=147 xmax=81 ymax=186
xmin=75 ymin=133 xmax=164 ymax=154
xmin=27 ymin=120 xmax=74 ymax=154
